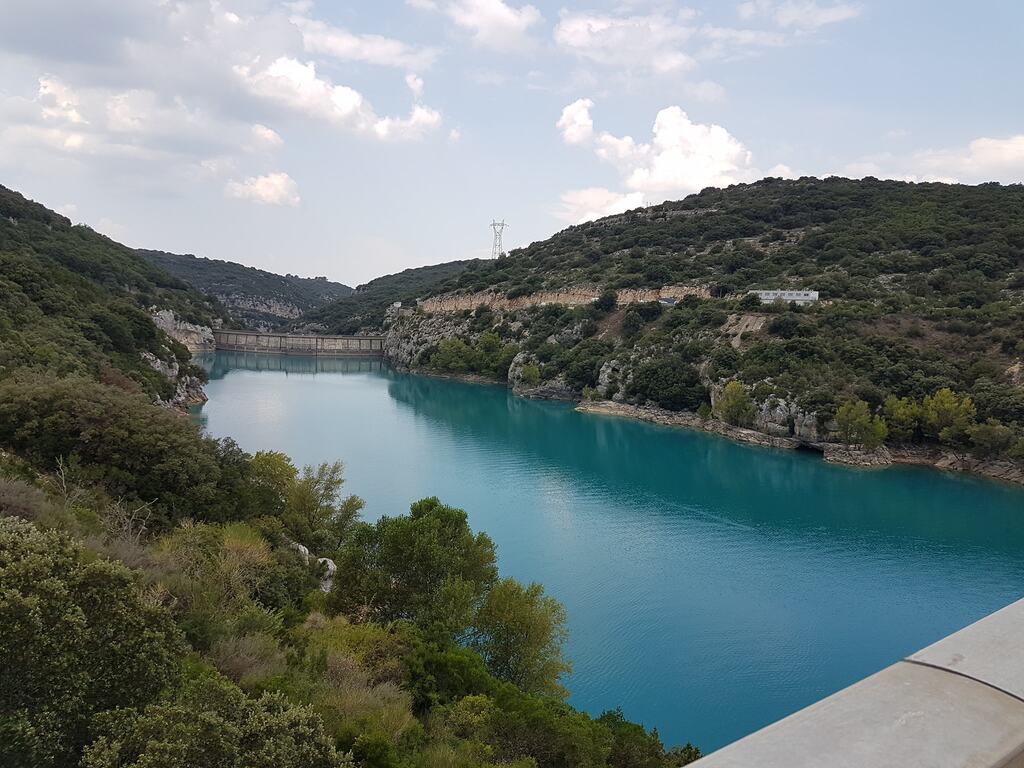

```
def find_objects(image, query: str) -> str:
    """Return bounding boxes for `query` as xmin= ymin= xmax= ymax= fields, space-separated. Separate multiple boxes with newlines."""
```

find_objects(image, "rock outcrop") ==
xmin=141 ymin=351 xmax=207 ymax=410
xmin=417 ymin=284 xmax=710 ymax=314
xmin=151 ymin=309 xmax=215 ymax=354
xmin=383 ymin=311 xmax=472 ymax=370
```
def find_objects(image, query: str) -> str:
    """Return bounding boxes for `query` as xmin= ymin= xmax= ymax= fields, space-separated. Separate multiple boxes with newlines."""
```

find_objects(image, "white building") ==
xmin=750 ymin=290 xmax=820 ymax=306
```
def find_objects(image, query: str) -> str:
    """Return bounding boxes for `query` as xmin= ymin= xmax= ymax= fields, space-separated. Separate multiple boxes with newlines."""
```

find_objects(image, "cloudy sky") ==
xmin=1 ymin=1 xmax=1022 ymax=285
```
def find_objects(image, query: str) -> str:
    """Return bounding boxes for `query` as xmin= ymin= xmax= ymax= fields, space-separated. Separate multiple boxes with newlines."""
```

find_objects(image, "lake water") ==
xmin=196 ymin=352 xmax=1024 ymax=752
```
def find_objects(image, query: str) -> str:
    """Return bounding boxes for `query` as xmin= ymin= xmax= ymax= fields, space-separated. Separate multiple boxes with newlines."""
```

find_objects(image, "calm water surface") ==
xmin=197 ymin=352 xmax=1024 ymax=752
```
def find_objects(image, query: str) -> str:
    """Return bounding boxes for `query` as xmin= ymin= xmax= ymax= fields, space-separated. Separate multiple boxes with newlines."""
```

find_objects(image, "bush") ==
xmin=626 ymin=359 xmax=707 ymax=412
xmin=0 ymin=517 xmax=184 ymax=768
xmin=0 ymin=375 xmax=274 ymax=529
xmin=715 ymin=381 xmax=756 ymax=427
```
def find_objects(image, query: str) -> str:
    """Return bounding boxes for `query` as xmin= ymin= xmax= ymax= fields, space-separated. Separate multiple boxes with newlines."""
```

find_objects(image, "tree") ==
xmin=81 ymin=674 xmax=348 ymax=768
xmin=469 ymin=579 xmax=571 ymax=699
xmin=0 ymin=518 xmax=183 ymax=768
xmin=626 ymin=359 xmax=707 ymax=412
xmin=430 ymin=339 xmax=476 ymax=373
xmin=968 ymin=419 xmax=1016 ymax=459
xmin=328 ymin=498 xmax=498 ymax=638
xmin=594 ymin=289 xmax=618 ymax=312
xmin=249 ymin=451 xmax=298 ymax=509
xmin=922 ymin=388 xmax=977 ymax=448
xmin=715 ymin=381 xmax=756 ymax=427
xmin=597 ymin=709 xmax=679 ymax=768
xmin=835 ymin=400 xmax=888 ymax=449
xmin=284 ymin=462 xmax=364 ymax=553
xmin=882 ymin=396 xmax=922 ymax=443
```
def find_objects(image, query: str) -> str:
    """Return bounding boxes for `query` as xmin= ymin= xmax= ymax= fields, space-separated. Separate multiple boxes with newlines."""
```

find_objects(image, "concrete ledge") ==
xmin=693 ymin=599 xmax=1024 ymax=768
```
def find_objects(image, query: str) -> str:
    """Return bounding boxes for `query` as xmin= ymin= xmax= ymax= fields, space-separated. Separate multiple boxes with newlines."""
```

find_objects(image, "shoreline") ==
xmin=204 ymin=352 xmax=1024 ymax=489
xmin=576 ymin=400 xmax=1024 ymax=488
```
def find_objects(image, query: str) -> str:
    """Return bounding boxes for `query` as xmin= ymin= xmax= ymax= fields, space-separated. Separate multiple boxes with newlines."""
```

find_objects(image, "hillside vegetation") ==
xmin=0 ymin=185 xmax=218 ymax=399
xmin=382 ymin=178 xmax=1024 ymax=464
xmin=299 ymin=260 xmax=475 ymax=334
xmin=140 ymin=249 xmax=353 ymax=329
xmin=0 ymin=183 xmax=695 ymax=767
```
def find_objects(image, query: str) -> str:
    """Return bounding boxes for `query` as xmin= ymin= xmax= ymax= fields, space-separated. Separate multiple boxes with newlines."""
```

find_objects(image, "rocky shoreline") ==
xmin=577 ymin=400 xmax=1024 ymax=487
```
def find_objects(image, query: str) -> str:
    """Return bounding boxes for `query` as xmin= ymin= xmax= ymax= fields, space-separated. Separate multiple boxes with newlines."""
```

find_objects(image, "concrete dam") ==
xmin=213 ymin=330 xmax=385 ymax=356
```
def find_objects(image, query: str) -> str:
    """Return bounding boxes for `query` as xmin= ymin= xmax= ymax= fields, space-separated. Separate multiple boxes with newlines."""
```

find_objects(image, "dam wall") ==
xmin=213 ymin=330 xmax=385 ymax=357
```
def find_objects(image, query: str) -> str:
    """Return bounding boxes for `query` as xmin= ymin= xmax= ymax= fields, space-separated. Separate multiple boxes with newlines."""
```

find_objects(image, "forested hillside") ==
xmin=299 ymin=260 xmax=475 ymax=334
xmin=0 ymin=185 xmax=218 ymax=399
xmin=379 ymin=178 xmax=1024 ymax=468
xmin=140 ymin=249 xmax=353 ymax=329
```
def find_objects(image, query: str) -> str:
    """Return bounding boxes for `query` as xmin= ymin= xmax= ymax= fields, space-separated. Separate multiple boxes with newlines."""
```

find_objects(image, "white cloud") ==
xmin=557 ymin=187 xmax=645 ymax=224
xmin=683 ymin=79 xmax=727 ymax=102
xmin=414 ymin=0 xmax=542 ymax=51
xmin=290 ymin=14 xmax=440 ymax=71
xmin=38 ymin=76 xmax=85 ymax=124
xmin=554 ymin=11 xmax=696 ymax=74
xmin=235 ymin=57 xmax=442 ymax=141
xmin=225 ymin=172 xmax=301 ymax=206
xmin=406 ymin=73 xmax=425 ymax=98
xmin=843 ymin=135 xmax=1024 ymax=184
xmin=737 ymin=1 xmax=861 ymax=30
xmin=556 ymin=98 xmax=594 ymax=145
xmin=248 ymin=124 xmax=283 ymax=152
xmin=559 ymin=99 xmax=757 ymax=200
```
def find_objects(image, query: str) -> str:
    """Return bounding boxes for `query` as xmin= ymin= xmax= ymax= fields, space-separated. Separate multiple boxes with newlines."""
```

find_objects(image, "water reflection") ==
xmin=200 ymin=351 xmax=384 ymax=378
xmin=384 ymin=371 xmax=1024 ymax=557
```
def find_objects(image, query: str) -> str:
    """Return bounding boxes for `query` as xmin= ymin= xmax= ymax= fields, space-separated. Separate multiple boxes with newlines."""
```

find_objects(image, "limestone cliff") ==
xmin=151 ymin=309 xmax=216 ymax=354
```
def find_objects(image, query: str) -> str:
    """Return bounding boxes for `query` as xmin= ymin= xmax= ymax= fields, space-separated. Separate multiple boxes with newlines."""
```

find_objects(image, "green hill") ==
xmin=383 ymin=177 xmax=1024 ymax=463
xmin=298 ymin=259 xmax=476 ymax=334
xmin=0 ymin=185 xmax=219 ymax=400
xmin=139 ymin=249 xmax=353 ymax=329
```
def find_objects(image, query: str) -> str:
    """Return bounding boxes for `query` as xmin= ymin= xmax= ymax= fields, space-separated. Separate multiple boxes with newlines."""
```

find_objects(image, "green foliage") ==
xmin=329 ymin=498 xmax=498 ymax=638
xmin=520 ymin=364 xmax=541 ymax=386
xmin=626 ymin=359 xmax=707 ymax=411
xmin=469 ymin=579 xmax=571 ymax=699
xmin=300 ymin=261 xmax=476 ymax=334
xmin=968 ymin=419 xmax=1017 ymax=458
xmin=835 ymin=400 xmax=888 ymax=449
xmin=922 ymin=388 xmax=977 ymax=448
xmin=882 ymin=396 xmax=923 ymax=443
xmin=429 ymin=334 xmax=520 ymax=380
xmin=0 ymin=186 xmax=216 ymax=396
xmin=139 ymin=249 xmax=352 ymax=329
xmin=715 ymin=381 xmax=756 ymax=427
xmin=0 ymin=375 xmax=276 ymax=529
xmin=594 ymin=290 xmax=618 ymax=312
xmin=283 ymin=461 xmax=365 ymax=554
xmin=81 ymin=673 xmax=348 ymax=768
xmin=0 ymin=518 xmax=184 ymax=768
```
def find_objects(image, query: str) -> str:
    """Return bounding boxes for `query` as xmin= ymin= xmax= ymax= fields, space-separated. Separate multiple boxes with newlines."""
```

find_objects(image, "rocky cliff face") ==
xmin=140 ymin=351 xmax=207 ymax=410
xmin=151 ymin=309 xmax=215 ymax=354
xmin=417 ymin=283 xmax=710 ymax=314
xmin=383 ymin=310 xmax=472 ymax=370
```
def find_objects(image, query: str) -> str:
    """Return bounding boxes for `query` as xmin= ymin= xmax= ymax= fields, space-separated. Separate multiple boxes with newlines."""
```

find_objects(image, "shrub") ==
xmin=0 ymin=517 xmax=184 ymax=768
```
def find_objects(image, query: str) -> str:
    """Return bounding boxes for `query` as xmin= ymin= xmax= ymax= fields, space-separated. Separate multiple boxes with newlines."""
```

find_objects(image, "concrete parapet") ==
xmin=692 ymin=598 xmax=1024 ymax=767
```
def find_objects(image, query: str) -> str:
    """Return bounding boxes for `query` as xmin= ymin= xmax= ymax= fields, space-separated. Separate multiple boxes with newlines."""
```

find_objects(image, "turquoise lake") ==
xmin=197 ymin=352 xmax=1024 ymax=752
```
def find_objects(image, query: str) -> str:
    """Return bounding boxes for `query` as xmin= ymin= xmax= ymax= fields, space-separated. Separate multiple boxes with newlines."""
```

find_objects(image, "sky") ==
xmin=1 ymin=1 xmax=1022 ymax=286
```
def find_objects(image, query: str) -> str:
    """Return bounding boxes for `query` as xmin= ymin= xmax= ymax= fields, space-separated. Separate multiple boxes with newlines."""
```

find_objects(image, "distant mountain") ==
xmin=0 ymin=184 xmax=219 ymax=400
xmin=139 ymin=249 xmax=353 ymax=329
xmin=297 ymin=260 xmax=476 ymax=334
